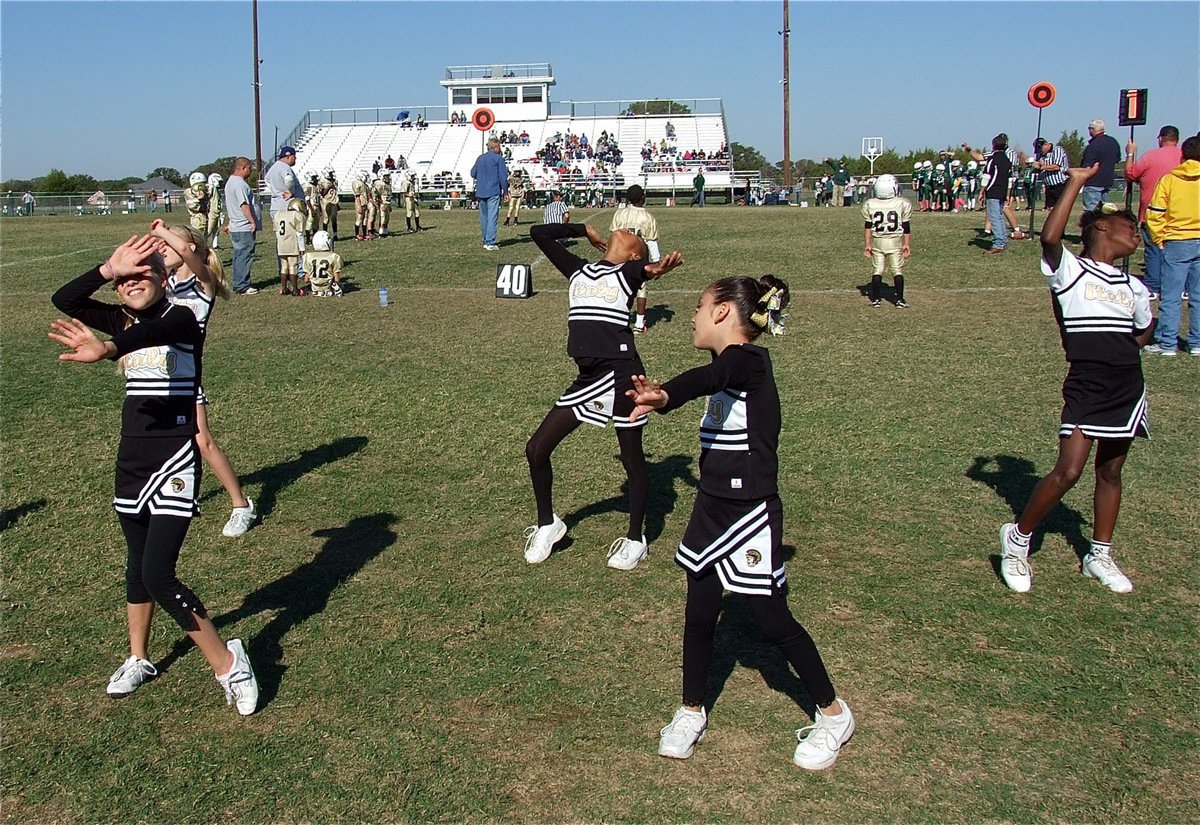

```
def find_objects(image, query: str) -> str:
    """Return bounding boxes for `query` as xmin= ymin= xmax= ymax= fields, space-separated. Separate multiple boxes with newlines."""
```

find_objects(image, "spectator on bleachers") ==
xmin=385 ymin=155 xmax=396 ymax=171
xmin=520 ymin=129 xmax=530 ymax=144
xmin=451 ymin=112 xmax=459 ymax=125
xmin=666 ymin=120 xmax=676 ymax=139
xmin=417 ymin=114 xmax=427 ymax=129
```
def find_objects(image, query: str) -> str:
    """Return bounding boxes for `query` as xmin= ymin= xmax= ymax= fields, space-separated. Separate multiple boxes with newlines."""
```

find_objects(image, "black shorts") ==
xmin=555 ymin=356 xmax=648 ymax=429
xmin=676 ymin=491 xmax=787 ymax=596
xmin=1060 ymin=363 xmax=1149 ymax=440
xmin=114 ymin=436 xmax=201 ymax=518
xmin=1044 ymin=183 xmax=1066 ymax=209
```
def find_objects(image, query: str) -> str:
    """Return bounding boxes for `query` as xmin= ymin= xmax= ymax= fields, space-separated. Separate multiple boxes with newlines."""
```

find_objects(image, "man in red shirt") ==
xmin=1125 ymin=125 xmax=1182 ymax=297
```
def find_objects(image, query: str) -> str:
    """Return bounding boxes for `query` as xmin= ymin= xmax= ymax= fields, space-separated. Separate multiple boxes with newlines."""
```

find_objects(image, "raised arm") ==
xmin=1040 ymin=164 xmax=1099 ymax=270
xmin=530 ymin=222 xmax=589 ymax=277
xmin=151 ymin=220 xmax=212 ymax=288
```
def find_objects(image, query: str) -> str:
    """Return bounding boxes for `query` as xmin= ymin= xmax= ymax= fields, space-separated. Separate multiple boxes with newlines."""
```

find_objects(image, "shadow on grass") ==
xmin=562 ymin=453 xmax=698 ymax=549
xmin=966 ymin=454 xmax=1092 ymax=574
xmin=201 ymin=435 xmax=368 ymax=519
xmin=703 ymin=545 xmax=822 ymax=718
xmin=154 ymin=512 xmax=398 ymax=710
xmin=0 ymin=499 xmax=47 ymax=532
xmin=854 ymin=281 xmax=903 ymax=307
xmin=644 ymin=303 xmax=676 ymax=330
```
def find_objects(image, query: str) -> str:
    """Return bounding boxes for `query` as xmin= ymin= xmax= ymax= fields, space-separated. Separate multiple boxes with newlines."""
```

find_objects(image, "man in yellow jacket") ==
xmin=1144 ymin=135 xmax=1200 ymax=356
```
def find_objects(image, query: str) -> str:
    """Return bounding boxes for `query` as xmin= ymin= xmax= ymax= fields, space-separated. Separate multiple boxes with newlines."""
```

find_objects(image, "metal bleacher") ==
xmin=290 ymin=109 xmax=731 ymax=196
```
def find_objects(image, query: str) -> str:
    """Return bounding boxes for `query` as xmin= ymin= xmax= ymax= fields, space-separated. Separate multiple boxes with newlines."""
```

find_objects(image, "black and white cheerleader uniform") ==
xmin=530 ymin=222 xmax=652 ymax=429
xmin=659 ymin=344 xmax=786 ymax=594
xmin=168 ymin=272 xmax=215 ymax=405
xmin=1043 ymin=247 xmax=1153 ymax=440
xmin=52 ymin=267 xmax=209 ymax=631
xmin=656 ymin=343 xmax=836 ymax=708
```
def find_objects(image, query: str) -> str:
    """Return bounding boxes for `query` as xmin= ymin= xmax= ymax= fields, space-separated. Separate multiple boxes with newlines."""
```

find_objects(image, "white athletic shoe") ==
xmin=222 ymin=498 xmax=257 ymax=537
xmin=107 ymin=655 xmax=157 ymax=698
xmin=217 ymin=638 xmax=259 ymax=716
xmin=1143 ymin=343 xmax=1176 ymax=357
xmin=1082 ymin=549 xmax=1133 ymax=594
xmin=999 ymin=523 xmax=1032 ymax=593
xmin=523 ymin=514 xmax=566 ymax=564
xmin=793 ymin=698 xmax=855 ymax=771
xmin=658 ymin=706 xmax=707 ymax=759
xmin=607 ymin=536 xmax=648 ymax=570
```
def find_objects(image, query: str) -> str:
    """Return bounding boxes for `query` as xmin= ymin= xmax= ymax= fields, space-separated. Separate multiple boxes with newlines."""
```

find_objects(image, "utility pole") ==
xmin=253 ymin=0 xmax=263 ymax=180
xmin=782 ymin=0 xmax=792 ymax=188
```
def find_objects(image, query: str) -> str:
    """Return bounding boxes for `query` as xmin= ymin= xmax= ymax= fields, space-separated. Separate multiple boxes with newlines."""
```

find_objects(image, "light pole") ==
xmin=781 ymin=0 xmax=792 ymax=189
xmin=253 ymin=0 xmax=263 ymax=180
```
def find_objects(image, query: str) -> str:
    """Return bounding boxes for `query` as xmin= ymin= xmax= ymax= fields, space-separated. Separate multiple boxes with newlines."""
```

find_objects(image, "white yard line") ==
xmin=0 ymin=246 xmax=115 ymax=269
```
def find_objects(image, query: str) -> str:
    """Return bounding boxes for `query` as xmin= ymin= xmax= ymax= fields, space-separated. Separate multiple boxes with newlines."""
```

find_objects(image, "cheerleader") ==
xmin=149 ymin=220 xmax=256 ymax=537
xmin=49 ymin=234 xmax=258 ymax=714
xmin=626 ymin=275 xmax=855 ymax=770
xmin=524 ymin=222 xmax=682 ymax=570
xmin=998 ymin=164 xmax=1154 ymax=594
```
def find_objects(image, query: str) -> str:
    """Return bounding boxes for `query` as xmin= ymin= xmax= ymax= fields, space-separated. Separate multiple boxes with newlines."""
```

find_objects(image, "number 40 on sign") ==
xmin=496 ymin=263 xmax=532 ymax=298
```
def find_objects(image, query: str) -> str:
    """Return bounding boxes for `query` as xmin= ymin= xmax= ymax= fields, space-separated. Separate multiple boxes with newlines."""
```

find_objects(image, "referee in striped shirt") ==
xmin=1033 ymin=137 xmax=1069 ymax=211
xmin=543 ymin=191 xmax=570 ymax=225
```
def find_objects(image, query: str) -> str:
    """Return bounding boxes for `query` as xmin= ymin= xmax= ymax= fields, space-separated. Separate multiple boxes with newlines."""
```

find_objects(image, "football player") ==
xmin=861 ymin=173 xmax=912 ymax=308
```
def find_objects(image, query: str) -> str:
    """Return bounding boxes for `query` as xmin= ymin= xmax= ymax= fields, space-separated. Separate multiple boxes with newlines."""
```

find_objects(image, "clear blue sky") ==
xmin=2 ymin=0 xmax=1197 ymax=180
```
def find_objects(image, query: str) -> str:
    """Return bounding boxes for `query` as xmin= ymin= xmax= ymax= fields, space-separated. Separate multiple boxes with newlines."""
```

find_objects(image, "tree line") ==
xmin=4 ymin=156 xmax=244 ymax=194
xmin=733 ymin=130 xmax=1089 ymax=182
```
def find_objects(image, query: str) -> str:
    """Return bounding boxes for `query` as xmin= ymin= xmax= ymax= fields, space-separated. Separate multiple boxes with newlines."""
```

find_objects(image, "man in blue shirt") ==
xmin=471 ymin=138 xmax=509 ymax=250
xmin=1080 ymin=119 xmax=1122 ymax=212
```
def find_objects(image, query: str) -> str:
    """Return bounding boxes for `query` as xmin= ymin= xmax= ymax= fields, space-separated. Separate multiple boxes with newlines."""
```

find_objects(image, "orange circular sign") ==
xmin=472 ymin=108 xmax=495 ymax=131
xmin=1027 ymin=82 xmax=1056 ymax=109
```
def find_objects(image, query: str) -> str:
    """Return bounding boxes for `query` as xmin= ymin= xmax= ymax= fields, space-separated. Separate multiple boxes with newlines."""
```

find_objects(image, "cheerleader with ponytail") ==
xmin=627 ymin=274 xmax=856 ymax=770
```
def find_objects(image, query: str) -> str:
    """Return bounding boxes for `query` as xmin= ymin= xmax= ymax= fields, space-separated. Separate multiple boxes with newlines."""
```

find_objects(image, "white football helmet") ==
xmin=873 ymin=174 xmax=899 ymax=199
xmin=207 ymin=173 xmax=222 ymax=188
xmin=935 ymin=163 xmax=946 ymax=172
xmin=922 ymin=160 xmax=933 ymax=170
xmin=967 ymin=160 xmax=978 ymax=170
xmin=312 ymin=230 xmax=332 ymax=252
xmin=358 ymin=170 xmax=370 ymax=183
xmin=189 ymin=172 xmax=206 ymax=187
xmin=323 ymin=167 xmax=336 ymax=179
xmin=949 ymin=160 xmax=961 ymax=168
xmin=913 ymin=162 xmax=921 ymax=171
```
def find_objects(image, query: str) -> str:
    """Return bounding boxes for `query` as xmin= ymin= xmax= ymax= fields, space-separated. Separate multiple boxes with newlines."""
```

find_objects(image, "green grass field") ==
xmin=2 ymin=202 xmax=1197 ymax=823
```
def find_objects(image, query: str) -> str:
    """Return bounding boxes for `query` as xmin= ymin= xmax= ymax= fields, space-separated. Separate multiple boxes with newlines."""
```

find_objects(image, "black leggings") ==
xmin=682 ymin=570 xmax=835 ymax=709
xmin=525 ymin=406 xmax=647 ymax=540
xmin=118 ymin=512 xmax=206 ymax=631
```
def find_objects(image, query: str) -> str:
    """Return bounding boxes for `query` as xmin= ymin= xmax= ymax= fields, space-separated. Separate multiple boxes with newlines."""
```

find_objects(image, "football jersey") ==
xmin=276 ymin=209 xmax=306 ymax=256
xmin=610 ymin=205 xmax=662 ymax=262
xmin=1042 ymin=247 xmax=1152 ymax=366
xmin=302 ymin=250 xmax=343 ymax=286
xmin=861 ymin=196 xmax=912 ymax=238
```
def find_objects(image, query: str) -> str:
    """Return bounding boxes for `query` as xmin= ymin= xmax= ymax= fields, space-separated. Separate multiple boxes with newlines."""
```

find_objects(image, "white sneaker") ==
xmin=607 ymin=536 xmax=648 ymax=570
xmin=107 ymin=655 xmax=157 ymax=698
xmin=793 ymin=698 xmax=855 ymax=770
xmin=1143 ymin=343 xmax=1176 ymax=357
xmin=999 ymin=523 xmax=1032 ymax=593
xmin=217 ymin=638 xmax=259 ymax=716
xmin=222 ymin=498 xmax=256 ymax=537
xmin=658 ymin=706 xmax=707 ymax=759
xmin=1082 ymin=549 xmax=1133 ymax=593
xmin=633 ymin=323 xmax=646 ymax=335
xmin=523 ymin=514 xmax=566 ymax=563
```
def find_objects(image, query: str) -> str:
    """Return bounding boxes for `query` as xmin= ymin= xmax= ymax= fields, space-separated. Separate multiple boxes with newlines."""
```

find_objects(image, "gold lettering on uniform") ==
xmin=121 ymin=349 xmax=177 ymax=373
xmin=1084 ymin=282 xmax=1134 ymax=310
xmin=571 ymin=282 xmax=620 ymax=303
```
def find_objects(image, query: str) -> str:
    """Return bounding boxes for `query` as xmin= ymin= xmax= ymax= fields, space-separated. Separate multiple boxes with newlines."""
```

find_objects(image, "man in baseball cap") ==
xmin=1081 ymin=119 xmax=1122 ymax=211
